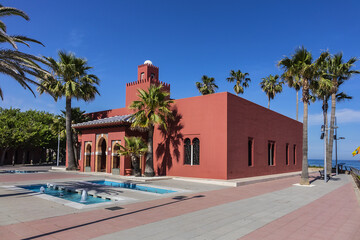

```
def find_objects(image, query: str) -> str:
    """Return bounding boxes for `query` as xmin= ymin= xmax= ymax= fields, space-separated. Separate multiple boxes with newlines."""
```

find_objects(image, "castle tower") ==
xmin=125 ymin=60 xmax=170 ymax=107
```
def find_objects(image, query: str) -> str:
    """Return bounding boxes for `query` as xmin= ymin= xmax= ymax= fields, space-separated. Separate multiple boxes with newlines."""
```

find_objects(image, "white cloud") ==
xmin=308 ymin=108 xmax=360 ymax=125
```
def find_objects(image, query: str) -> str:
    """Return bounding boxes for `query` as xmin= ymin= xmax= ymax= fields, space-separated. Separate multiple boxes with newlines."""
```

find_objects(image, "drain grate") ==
xmin=105 ymin=206 xmax=124 ymax=211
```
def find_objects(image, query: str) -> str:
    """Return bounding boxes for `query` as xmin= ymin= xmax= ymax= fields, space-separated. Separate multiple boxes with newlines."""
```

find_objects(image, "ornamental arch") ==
xmin=95 ymin=134 xmax=108 ymax=172
xmin=84 ymin=142 xmax=92 ymax=171
xmin=112 ymin=140 xmax=121 ymax=170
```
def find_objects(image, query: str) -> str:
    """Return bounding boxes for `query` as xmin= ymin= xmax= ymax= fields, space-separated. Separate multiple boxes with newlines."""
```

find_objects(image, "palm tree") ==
xmin=260 ymin=74 xmax=283 ymax=109
xmin=38 ymin=51 xmax=100 ymax=170
xmin=311 ymin=70 xmax=332 ymax=174
xmin=196 ymin=75 xmax=218 ymax=95
xmin=326 ymin=53 xmax=359 ymax=171
xmin=278 ymin=55 xmax=302 ymax=120
xmin=0 ymin=4 xmax=50 ymax=100
xmin=118 ymin=136 xmax=148 ymax=177
xmin=226 ymin=70 xmax=251 ymax=95
xmin=279 ymin=46 xmax=324 ymax=185
xmin=130 ymin=84 xmax=173 ymax=177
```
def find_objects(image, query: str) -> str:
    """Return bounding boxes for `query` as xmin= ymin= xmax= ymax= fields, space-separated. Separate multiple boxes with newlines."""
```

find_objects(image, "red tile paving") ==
xmin=240 ymin=182 xmax=360 ymax=240
xmin=1 ymin=174 xmax=359 ymax=240
xmin=0 ymin=175 xmax=301 ymax=240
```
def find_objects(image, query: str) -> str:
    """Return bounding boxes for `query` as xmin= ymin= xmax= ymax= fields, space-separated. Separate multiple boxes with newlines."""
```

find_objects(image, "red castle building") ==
xmin=70 ymin=61 xmax=302 ymax=180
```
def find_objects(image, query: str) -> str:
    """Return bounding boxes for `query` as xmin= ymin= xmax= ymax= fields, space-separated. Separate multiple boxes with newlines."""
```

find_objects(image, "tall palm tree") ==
xmin=260 ymin=74 xmax=283 ymax=109
xmin=311 ymin=70 xmax=332 ymax=174
xmin=118 ymin=136 xmax=148 ymax=177
xmin=130 ymin=84 xmax=173 ymax=177
xmin=278 ymin=55 xmax=302 ymax=120
xmin=196 ymin=75 xmax=218 ymax=95
xmin=226 ymin=70 xmax=251 ymax=95
xmin=0 ymin=4 xmax=50 ymax=100
xmin=326 ymin=53 xmax=359 ymax=170
xmin=38 ymin=51 xmax=100 ymax=170
xmin=279 ymin=47 xmax=325 ymax=185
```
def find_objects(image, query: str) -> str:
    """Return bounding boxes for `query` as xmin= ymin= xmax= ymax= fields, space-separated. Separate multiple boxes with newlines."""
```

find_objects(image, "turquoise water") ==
xmin=20 ymin=184 xmax=111 ymax=205
xmin=309 ymin=159 xmax=360 ymax=170
xmin=89 ymin=180 xmax=176 ymax=194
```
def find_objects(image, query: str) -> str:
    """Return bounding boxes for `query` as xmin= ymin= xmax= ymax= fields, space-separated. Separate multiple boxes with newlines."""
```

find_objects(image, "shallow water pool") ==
xmin=19 ymin=184 xmax=111 ymax=205
xmin=88 ymin=180 xmax=176 ymax=194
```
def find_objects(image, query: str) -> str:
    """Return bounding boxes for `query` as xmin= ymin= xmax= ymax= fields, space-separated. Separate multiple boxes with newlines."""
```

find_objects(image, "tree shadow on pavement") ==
xmin=23 ymin=194 xmax=206 ymax=240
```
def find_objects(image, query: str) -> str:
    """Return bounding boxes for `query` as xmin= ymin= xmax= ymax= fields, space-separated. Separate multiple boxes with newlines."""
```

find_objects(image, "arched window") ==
xmin=113 ymin=143 xmax=121 ymax=169
xmin=184 ymin=138 xmax=191 ymax=165
xmin=85 ymin=144 xmax=91 ymax=167
xmin=193 ymin=138 xmax=200 ymax=165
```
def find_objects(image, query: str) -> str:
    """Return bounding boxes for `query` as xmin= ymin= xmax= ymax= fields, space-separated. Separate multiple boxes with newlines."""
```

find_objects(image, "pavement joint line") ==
xmin=93 ymin=175 xmax=349 ymax=240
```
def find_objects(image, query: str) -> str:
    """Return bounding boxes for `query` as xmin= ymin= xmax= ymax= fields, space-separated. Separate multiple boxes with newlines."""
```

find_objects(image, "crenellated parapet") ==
xmin=125 ymin=60 xmax=171 ymax=107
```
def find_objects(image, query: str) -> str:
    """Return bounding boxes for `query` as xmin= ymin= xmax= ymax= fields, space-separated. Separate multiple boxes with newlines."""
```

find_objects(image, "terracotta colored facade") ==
xmin=70 ymin=62 xmax=302 ymax=180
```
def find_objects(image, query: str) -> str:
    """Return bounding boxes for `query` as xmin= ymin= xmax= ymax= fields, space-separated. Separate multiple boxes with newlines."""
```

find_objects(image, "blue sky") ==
xmin=1 ymin=0 xmax=360 ymax=160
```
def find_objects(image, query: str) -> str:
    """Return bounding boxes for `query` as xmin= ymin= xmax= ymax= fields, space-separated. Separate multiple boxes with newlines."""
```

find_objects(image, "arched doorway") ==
xmin=112 ymin=142 xmax=121 ymax=175
xmin=84 ymin=143 xmax=92 ymax=172
xmin=97 ymin=138 xmax=107 ymax=172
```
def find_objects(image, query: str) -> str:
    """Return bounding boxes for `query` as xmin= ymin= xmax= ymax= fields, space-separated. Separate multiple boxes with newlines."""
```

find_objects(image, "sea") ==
xmin=309 ymin=159 xmax=360 ymax=170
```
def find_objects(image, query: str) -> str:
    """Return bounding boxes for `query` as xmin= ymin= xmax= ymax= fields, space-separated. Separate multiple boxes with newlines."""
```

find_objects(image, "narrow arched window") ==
xmin=184 ymin=138 xmax=191 ymax=165
xmin=193 ymin=138 xmax=200 ymax=165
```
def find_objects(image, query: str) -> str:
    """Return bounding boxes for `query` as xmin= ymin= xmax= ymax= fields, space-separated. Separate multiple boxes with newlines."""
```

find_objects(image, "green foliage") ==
xmin=38 ymin=51 xmax=100 ymax=101
xmin=260 ymin=74 xmax=283 ymax=108
xmin=130 ymin=84 xmax=173 ymax=176
xmin=118 ymin=136 xmax=148 ymax=157
xmin=130 ymin=84 xmax=173 ymax=130
xmin=0 ymin=4 xmax=49 ymax=100
xmin=226 ymin=70 xmax=251 ymax=95
xmin=38 ymin=50 xmax=100 ymax=170
xmin=60 ymin=107 xmax=90 ymax=135
xmin=196 ymin=75 xmax=218 ymax=95
xmin=0 ymin=108 xmax=62 ymax=151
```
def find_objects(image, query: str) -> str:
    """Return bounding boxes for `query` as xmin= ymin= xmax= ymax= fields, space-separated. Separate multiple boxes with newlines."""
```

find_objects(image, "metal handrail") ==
xmin=350 ymin=167 xmax=360 ymax=176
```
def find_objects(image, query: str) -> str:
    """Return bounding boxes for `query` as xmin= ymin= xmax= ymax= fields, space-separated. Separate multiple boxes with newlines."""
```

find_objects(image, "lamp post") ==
xmin=335 ymin=135 xmax=345 ymax=175
xmin=334 ymin=117 xmax=345 ymax=175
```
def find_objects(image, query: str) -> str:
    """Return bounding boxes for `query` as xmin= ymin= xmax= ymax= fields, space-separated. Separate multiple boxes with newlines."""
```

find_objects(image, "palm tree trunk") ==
xmin=72 ymin=132 xmax=79 ymax=167
xmin=327 ymin=92 xmax=336 ymax=175
xmin=131 ymin=154 xmax=141 ymax=177
xmin=300 ymin=91 xmax=309 ymax=185
xmin=144 ymin=125 xmax=155 ymax=177
xmin=0 ymin=147 xmax=8 ymax=165
xmin=22 ymin=149 xmax=26 ymax=164
xmin=66 ymin=96 xmax=76 ymax=170
xmin=268 ymin=96 xmax=270 ymax=109
xmin=323 ymin=98 xmax=331 ymax=175
xmin=296 ymin=90 xmax=299 ymax=121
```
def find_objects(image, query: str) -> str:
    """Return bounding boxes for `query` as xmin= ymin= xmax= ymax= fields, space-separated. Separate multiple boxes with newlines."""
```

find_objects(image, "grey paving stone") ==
xmin=94 ymin=175 xmax=349 ymax=240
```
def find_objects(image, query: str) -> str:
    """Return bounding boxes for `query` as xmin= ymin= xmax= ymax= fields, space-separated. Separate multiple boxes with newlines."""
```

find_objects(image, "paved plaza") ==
xmin=0 ymin=166 xmax=359 ymax=239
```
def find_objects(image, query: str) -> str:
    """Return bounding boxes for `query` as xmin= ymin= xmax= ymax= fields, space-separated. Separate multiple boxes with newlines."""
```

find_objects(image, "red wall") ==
xmin=152 ymin=93 xmax=228 ymax=179
xmin=76 ymin=92 xmax=302 ymax=180
xmin=72 ymin=63 xmax=303 ymax=180
xmin=226 ymin=93 xmax=302 ymax=179
xmin=79 ymin=127 xmax=127 ymax=174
